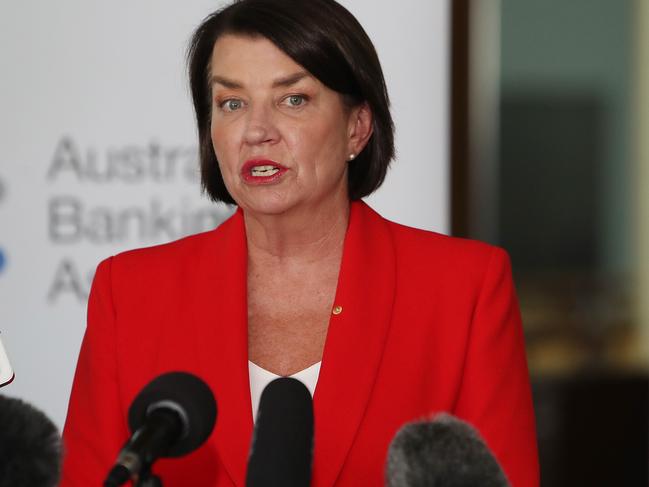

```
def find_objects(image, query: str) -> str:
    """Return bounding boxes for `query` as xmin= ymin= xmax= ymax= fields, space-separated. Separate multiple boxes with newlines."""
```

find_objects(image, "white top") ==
xmin=248 ymin=360 xmax=321 ymax=422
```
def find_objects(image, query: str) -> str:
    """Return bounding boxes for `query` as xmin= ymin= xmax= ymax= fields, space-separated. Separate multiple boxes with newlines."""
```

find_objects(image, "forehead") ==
xmin=210 ymin=34 xmax=304 ymax=80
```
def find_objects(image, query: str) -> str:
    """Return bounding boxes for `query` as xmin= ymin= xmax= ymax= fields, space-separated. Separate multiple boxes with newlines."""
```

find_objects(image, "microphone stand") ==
xmin=135 ymin=463 xmax=163 ymax=487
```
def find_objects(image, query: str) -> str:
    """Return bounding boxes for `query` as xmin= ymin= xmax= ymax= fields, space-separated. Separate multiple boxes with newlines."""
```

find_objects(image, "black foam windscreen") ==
xmin=128 ymin=371 xmax=217 ymax=457
xmin=386 ymin=413 xmax=509 ymax=487
xmin=0 ymin=395 xmax=61 ymax=487
xmin=246 ymin=377 xmax=314 ymax=487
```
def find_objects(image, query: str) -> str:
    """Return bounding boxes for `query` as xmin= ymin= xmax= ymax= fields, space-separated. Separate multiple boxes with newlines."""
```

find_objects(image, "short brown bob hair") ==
xmin=187 ymin=0 xmax=395 ymax=205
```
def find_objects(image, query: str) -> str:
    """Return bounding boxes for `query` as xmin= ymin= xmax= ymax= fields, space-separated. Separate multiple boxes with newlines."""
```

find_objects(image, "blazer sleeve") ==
xmin=60 ymin=257 xmax=130 ymax=486
xmin=454 ymin=247 xmax=540 ymax=487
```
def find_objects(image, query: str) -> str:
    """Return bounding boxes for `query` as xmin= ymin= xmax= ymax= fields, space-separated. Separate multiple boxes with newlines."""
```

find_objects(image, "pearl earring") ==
xmin=348 ymin=153 xmax=355 ymax=161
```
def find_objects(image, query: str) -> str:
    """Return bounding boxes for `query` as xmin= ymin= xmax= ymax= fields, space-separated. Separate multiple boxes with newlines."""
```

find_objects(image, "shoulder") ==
xmin=113 ymin=228 xmax=215 ymax=269
xmin=388 ymin=218 xmax=504 ymax=265
xmin=94 ymin=208 xmax=240 ymax=286
xmin=357 ymin=202 xmax=511 ymax=293
xmin=360 ymin=201 xmax=506 ymax=270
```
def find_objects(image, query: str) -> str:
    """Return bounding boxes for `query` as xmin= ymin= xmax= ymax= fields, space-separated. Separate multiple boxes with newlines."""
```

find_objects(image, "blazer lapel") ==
xmin=312 ymin=201 xmax=396 ymax=487
xmin=188 ymin=201 xmax=396 ymax=487
xmin=191 ymin=208 xmax=252 ymax=487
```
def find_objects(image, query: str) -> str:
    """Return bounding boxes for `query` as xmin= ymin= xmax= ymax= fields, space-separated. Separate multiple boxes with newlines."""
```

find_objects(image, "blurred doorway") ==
xmin=451 ymin=1 xmax=649 ymax=485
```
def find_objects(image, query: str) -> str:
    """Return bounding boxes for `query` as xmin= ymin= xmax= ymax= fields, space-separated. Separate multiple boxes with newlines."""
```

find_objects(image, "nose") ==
xmin=243 ymin=103 xmax=279 ymax=146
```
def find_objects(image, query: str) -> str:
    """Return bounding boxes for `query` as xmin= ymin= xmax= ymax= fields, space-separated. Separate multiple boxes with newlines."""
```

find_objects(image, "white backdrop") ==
xmin=0 ymin=0 xmax=449 ymax=430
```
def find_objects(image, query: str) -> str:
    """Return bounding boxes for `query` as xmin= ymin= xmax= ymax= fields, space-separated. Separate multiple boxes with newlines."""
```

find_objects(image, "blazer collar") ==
xmin=192 ymin=207 xmax=252 ymax=486
xmin=312 ymin=201 xmax=396 ymax=487
xmin=193 ymin=201 xmax=396 ymax=487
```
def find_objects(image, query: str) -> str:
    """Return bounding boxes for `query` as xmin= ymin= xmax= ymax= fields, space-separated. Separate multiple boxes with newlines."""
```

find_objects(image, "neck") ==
xmin=243 ymin=198 xmax=351 ymax=265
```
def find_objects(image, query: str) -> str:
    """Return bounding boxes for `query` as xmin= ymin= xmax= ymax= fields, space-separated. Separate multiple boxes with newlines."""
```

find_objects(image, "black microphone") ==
xmin=246 ymin=377 xmax=314 ymax=487
xmin=0 ymin=395 xmax=61 ymax=487
xmin=385 ymin=413 xmax=510 ymax=487
xmin=104 ymin=371 xmax=217 ymax=487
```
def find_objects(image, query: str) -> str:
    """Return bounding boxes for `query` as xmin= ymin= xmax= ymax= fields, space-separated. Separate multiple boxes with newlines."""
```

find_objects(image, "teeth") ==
xmin=251 ymin=165 xmax=280 ymax=177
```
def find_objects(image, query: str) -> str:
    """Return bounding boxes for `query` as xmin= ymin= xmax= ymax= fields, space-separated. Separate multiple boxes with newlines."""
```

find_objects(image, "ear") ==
xmin=347 ymin=102 xmax=373 ymax=158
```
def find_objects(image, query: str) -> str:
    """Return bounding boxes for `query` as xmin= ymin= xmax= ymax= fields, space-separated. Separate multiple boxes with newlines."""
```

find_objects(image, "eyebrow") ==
xmin=210 ymin=71 xmax=311 ymax=89
xmin=272 ymin=71 xmax=310 ymax=88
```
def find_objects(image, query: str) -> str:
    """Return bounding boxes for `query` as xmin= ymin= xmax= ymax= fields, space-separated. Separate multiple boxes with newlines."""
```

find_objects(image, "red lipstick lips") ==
xmin=241 ymin=159 xmax=288 ymax=184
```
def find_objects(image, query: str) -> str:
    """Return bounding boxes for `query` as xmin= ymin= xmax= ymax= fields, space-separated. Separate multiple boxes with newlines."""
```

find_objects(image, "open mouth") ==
xmin=241 ymin=159 xmax=287 ymax=183
xmin=250 ymin=165 xmax=280 ymax=177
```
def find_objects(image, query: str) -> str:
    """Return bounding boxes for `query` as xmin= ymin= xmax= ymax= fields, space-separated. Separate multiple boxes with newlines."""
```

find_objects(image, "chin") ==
xmin=234 ymin=183 xmax=346 ymax=218
xmin=238 ymin=192 xmax=299 ymax=216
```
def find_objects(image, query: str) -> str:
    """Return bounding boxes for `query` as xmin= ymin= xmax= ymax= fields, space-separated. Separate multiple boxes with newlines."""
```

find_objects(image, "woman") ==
xmin=61 ymin=0 xmax=539 ymax=486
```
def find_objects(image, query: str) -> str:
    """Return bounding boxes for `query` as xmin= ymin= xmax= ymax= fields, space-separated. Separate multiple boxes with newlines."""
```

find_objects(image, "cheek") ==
xmin=210 ymin=120 xmax=224 ymax=152
xmin=295 ymin=116 xmax=348 ymax=158
xmin=308 ymin=124 xmax=349 ymax=164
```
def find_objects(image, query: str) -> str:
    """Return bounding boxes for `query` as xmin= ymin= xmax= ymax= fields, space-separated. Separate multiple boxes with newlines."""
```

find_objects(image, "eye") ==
xmin=282 ymin=94 xmax=307 ymax=107
xmin=219 ymin=98 xmax=244 ymax=112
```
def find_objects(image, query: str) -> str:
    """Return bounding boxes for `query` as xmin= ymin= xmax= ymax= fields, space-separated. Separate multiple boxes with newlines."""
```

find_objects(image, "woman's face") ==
xmin=209 ymin=34 xmax=370 ymax=216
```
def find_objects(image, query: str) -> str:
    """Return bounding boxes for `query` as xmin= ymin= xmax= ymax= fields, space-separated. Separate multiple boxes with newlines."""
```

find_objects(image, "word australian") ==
xmin=47 ymin=136 xmax=199 ymax=184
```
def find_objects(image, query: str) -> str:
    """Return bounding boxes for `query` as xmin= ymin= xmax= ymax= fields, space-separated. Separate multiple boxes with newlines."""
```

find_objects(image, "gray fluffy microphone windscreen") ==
xmin=386 ymin=413 xmax=510 ymax=487
xmin=0 ymin=395 xmax=61 ymax=487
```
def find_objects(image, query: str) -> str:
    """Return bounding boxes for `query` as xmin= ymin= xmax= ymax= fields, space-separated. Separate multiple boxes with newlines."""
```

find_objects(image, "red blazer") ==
xmin=61 ymin=201 xmax=539 ymax=487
